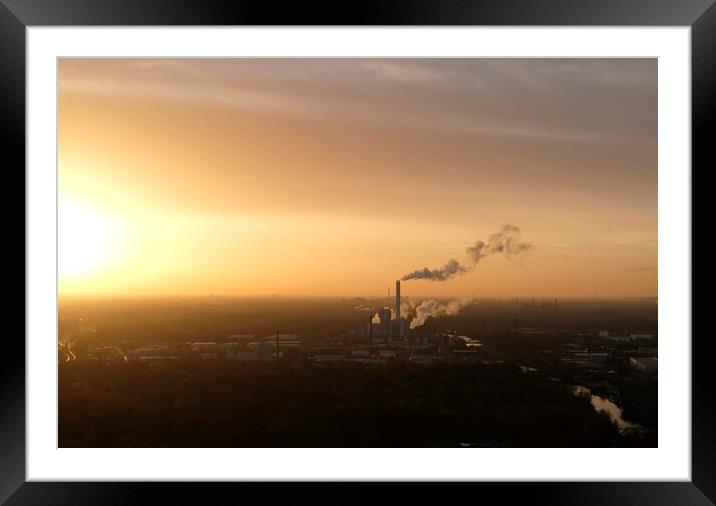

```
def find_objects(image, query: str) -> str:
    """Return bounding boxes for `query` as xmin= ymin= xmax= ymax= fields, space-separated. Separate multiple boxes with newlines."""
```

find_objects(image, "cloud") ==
xmin=360 ymin=60 xmax=447 ymax=83
xmin=59 ymin=58 xmax=656 ymax=148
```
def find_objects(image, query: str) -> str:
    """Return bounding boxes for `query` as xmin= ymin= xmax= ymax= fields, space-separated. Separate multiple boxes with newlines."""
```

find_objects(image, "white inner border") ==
xmin=27 ymin=27 xmax=691 ymax=481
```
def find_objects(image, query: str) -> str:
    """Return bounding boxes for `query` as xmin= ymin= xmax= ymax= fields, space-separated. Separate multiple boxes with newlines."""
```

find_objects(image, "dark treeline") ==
xmin=59 ymin=359 xmax=646 ymax=448
xmin=58 ymin=297 xmax=657 ymax=448
xmin=59 ymin=297 xmax=379 ymax=345
xmin=419 ymin=298 xmax=657 ymax=336
xmin=58 ymin=296 xmax=657 ymax=346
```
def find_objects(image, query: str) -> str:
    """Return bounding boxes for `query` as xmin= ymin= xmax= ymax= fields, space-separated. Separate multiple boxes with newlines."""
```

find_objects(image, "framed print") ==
xmin=3 ymin=0 xmax=712 ymax=503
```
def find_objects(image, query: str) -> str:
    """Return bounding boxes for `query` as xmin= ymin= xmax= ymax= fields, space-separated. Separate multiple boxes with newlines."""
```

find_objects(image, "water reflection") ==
xmin=568 ymin=385 xmax=641 ymax=433
xmin=456 ymin=336 xmax=482 ymax=348
xmin=569 ymin=385 xmax=591 ymax=397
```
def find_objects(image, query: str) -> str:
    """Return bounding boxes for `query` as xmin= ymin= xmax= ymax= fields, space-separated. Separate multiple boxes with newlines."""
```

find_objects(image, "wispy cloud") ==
xmin=360 ymin=60 xmax=447 ymax=83
xmin=60 ymin=58 xmax=651 ymax=148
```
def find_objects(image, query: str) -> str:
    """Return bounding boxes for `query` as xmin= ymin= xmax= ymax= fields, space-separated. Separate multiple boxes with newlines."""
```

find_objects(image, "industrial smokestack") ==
xmin=395 ymin=280 xmax=401 ymax=337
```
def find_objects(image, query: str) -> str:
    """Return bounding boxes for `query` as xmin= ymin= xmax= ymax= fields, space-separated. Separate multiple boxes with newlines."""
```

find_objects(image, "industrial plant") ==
xmin=58 ymin=291 xmax=658 ymax=448
xmin=361 ymin=280 xmax=409 ymax=342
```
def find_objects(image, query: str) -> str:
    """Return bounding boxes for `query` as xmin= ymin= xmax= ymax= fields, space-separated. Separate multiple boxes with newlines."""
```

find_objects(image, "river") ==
xmin=568 ymin=385 xmax=641 ymax=433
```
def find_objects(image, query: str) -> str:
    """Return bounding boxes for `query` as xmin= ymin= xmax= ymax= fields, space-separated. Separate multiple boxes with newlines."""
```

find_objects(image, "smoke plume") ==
xmin=400 ymin=299 xmax=416 ymax=316
xmin=409 ymin=297 xmax=475 ymax=329
xmin=400 ymin=258 xmax=468 ymax=282
xmin=402 ymin=225 xmax=533 ymax=282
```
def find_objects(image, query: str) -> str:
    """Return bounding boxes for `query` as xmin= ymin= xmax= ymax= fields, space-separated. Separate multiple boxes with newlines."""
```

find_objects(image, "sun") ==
xmin=59 ymin=196 xmax=116 ymax=280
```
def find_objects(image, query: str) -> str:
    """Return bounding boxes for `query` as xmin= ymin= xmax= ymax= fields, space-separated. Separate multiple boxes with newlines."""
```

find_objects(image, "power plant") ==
xmin=363 ymin=280 xmax=408 ymax=342
xmin=332 ymin=278 xmax=489 ymax=366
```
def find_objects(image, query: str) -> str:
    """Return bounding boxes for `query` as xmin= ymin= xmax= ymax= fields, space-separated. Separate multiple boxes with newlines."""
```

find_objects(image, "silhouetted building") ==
xmin=378 ymin=308 xmax=391 ymax=339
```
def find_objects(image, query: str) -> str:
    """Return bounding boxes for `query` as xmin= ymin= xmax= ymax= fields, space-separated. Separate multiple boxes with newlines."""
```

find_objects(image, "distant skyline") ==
xmin=58 ymin=58 xmax=657 ymax=298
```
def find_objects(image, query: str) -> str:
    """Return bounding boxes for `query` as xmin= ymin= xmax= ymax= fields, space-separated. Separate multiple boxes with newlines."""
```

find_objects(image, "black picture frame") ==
xmin=3 ymin=1 xmax=710 ymax=503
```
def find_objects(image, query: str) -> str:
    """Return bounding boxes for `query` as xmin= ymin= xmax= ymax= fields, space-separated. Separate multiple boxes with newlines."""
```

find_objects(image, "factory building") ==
xmin=365 ymin=280 xmax=408 ymax=343
xmin=378 ymin=307 xmax=392 ymax=337
xmin=345 ymin=280 xmax=410 ymax=343
xmin=367 ymin=318 xmax=408 ymax=340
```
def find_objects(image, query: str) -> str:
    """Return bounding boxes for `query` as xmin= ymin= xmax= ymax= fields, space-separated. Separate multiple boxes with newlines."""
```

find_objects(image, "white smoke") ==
xmin=409 ymin=297 xmax=475 ymax=329
xmin=402 ymin=225 xmax=533 ymax=282
xmin=400 ymin=299 xmax=416 ymax=316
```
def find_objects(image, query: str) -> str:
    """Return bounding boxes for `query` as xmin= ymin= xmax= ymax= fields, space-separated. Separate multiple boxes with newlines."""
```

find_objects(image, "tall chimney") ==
xmin=395 ymin=280 xmax=401 ymax=337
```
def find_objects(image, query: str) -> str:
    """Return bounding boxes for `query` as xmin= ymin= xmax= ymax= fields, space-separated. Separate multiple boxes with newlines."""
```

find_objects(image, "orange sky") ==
xmin=58 ymin=58 xmax=657 ymax=298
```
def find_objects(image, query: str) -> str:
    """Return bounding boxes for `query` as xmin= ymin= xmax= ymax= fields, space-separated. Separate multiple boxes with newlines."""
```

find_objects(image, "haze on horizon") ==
xmin=58 ymin=58 xmax=657 ymax=298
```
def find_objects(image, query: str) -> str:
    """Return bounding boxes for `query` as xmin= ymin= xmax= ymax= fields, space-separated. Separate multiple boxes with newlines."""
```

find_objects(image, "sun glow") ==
xmin=59 ymin=196 xmax=117 ymax=280
xmin=55 ymin=58 xmax=658 ymax=297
